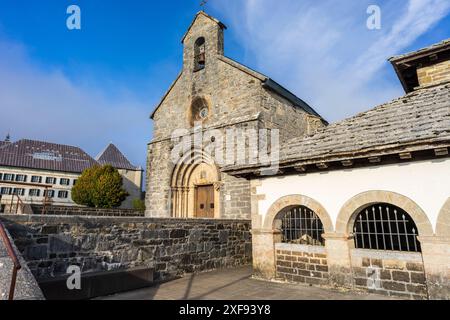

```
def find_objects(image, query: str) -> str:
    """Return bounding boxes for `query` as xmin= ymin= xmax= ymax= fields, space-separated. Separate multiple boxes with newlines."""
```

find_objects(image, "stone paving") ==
xmin=99 ymin=266 xmax=395 ymax=300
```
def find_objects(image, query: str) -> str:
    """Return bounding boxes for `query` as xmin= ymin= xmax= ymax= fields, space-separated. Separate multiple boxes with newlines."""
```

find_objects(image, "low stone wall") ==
xmin=31 ymin=205 xmax=144 ymax=217
xmin=275 ymin=243 xmax=329 ymax=286
xmin=0 ymin=215 xmax=252 ymax=283
xmin=351 ymin=249 xmax=427 ymax=300
xmin=0 ymin=224 xmax=44 ymax=300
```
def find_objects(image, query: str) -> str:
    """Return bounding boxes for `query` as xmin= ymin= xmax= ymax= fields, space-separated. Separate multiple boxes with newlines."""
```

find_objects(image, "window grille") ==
xmin=353 ymin=203 xmax=420 ymax=252
xmin=280 ymin=206 xmax=325 ymax=246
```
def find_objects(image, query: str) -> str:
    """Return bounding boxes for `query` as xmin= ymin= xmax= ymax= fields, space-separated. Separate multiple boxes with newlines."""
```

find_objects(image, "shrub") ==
xmin=71 ymin=165 xmax=129 ymax=208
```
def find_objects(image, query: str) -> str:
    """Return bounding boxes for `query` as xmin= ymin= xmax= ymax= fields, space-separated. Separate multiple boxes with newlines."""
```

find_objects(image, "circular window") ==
xmin=199 ymin=107 xmax=209 ymax=119
xmin=191 ymin=98 xmax=210 ymax=124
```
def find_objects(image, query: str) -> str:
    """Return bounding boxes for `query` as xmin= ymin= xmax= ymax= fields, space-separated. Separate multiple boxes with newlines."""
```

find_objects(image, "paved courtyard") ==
xmin=99 ymin=266 xmax=394 ymax=300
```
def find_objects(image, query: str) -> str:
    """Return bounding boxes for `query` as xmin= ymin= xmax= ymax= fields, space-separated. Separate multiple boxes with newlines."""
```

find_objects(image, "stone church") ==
xmin=146 ymin=11 xmax=449 ymax=300
xmin=146 ymin=11 xmax=326 ymax=219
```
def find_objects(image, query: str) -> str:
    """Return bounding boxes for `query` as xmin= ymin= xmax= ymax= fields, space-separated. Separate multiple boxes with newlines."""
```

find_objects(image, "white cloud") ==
xmin=211 ymin=0 xmax=450 ymax=122
xmin=0 ymin=36 xmax=151 ymax=168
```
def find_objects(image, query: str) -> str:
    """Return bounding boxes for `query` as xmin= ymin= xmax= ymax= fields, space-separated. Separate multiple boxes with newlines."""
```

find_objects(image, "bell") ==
xmin=198 ymin=52 xmax=205 ymax=64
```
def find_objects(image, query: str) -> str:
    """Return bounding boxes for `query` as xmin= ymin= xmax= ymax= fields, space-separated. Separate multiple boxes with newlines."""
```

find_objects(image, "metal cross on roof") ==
xmin=200 ymin=0 xmax=208 ymax=7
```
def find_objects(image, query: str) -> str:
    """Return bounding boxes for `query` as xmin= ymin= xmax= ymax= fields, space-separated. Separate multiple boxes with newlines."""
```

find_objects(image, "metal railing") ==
xmin=281 ymin=206 xmax=325 ymax=246
xmin=0 ymin=222 xmax=22 ymax=300
xmin=353 ymin=203 xmax=421 ymax=252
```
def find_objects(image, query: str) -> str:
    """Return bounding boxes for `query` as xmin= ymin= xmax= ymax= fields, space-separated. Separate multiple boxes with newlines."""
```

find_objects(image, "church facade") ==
xmin=146 ymin=12 xmax=325 ymax=219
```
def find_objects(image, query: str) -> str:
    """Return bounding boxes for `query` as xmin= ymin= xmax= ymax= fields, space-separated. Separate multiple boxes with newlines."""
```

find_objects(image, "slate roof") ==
xmin=96 ymin=143 xmax=139 ymax=171
xmin=0 ymin=139 xmax=98 ymax=173
xmin=224 ymin=82 xmax=450 ymax=173
xmin=280 ymin=83 xmax=450 ymax=162
xmin=389 ymin=39 xmax=450 ymax=62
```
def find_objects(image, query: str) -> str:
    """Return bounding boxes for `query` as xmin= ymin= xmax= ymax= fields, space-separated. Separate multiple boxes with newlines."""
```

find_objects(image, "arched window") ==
xmin=194 ymin=37 xmax=206 ymax=71
xmin=278 ymin=206 xmax=325 ymax=246
xmin=190 ymin=97 xmax=209 ymax=125
xmin=353 ymin=203 xmax=421 ymax=252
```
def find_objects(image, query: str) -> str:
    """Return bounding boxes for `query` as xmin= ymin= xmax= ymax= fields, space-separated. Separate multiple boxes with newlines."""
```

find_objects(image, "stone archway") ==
xmin=263 ymin=194 xmax=334 ymax=233
xmin=436 ymin=198 xmax=450 ymax=237
xmin=335 ymin=190 xmax=434 ymax=237
xmin=171 ymin=150 xmax=221 ymax=218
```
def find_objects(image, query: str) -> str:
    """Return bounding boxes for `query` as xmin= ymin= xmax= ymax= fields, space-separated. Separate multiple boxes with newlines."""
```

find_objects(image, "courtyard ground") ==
xmin=98 ymin=266 xmax=395 ymax=300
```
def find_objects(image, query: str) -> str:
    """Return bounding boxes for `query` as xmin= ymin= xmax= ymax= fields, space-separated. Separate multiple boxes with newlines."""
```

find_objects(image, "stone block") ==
xmin=406 ymin=262 xmax=424 ymax=272
xmin=25 ymin=245 xmax=48 ymax=260
xmin=407 ymin=284 xmax=427 ymax=295
xmin=410 ymin=272 xmax=426 ymax=283
xmin=392 ymin=271 xmax=410 ymax=282
xmin=382 ymin=281 xmax=406 ymax=292
xmin=315 ymin=265 xmax=328 ymax=273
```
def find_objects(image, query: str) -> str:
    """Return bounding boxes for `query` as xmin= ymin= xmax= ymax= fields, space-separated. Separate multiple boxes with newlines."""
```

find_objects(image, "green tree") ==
xmin=71 ymin=165 xmax=129 ymax=208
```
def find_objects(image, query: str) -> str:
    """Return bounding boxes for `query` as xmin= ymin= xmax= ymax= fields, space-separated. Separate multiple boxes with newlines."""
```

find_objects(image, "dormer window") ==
xmin=194 ymin=37 xmax=206 ymax=71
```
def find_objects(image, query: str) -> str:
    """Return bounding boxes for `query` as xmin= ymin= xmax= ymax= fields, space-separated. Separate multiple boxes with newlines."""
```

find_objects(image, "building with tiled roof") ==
xmin=0 ymin=139 xmax=142 ymax=209
xmin=220 ymin=38 xmax=450 ymax=300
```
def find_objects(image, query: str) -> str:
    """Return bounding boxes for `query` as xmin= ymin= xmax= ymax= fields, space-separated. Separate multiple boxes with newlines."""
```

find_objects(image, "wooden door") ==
xmin=195 ymin=185 xmax=214 ymax=218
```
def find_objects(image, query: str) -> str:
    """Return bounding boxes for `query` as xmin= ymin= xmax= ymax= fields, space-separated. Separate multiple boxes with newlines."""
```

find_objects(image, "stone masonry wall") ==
xmin=418 ymin=60 xmax=450 ymax=88
xmin=275 ymin=243 xmax=329 ymax=286
xmin=31 ymin=205 xmax=144 ymax=217
xmin=0 ymin=224 xmax=44 ymax=300
xmin=0 ymin=215 xmax=252 ymax=282
xmin=351 ymin=249 xmax=427 ymax=300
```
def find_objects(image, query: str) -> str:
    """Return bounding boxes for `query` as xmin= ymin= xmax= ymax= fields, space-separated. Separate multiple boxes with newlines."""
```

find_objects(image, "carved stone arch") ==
xmin=436 ymin=198 xmax=450 ymax=237
xmin=336 ymin=190 xmax=434 ymax=237
xmin=263 ymin=195 xmax=334 ymax=233
xmin=171 ymin=149 xmax=221 ymax=218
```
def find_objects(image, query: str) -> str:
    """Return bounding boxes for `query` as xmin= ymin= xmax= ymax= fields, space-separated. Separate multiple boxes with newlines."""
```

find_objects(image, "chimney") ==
xmin=389 ymin=39 xmax=450 ymax=93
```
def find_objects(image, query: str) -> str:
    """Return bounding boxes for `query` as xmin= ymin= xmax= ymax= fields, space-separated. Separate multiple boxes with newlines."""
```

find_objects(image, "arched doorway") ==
xmin=171 ymin=151 xmax=221 ymax=218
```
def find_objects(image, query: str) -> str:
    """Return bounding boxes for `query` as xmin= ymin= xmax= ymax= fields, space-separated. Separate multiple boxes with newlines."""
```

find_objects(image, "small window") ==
xmin=15 ymin=175 xmax=27 ymax=182
xmin=190 ymin=97 xmax=210 ymax=125
xmin=29 ymin=189 xmax=41 ymax=197
xmin=73 ymin=179 xmax=78 ymax=186
xmin=3 ymin=174 xmax=14 ymax=181
xmin=58 ymin=191 xmax=69 ymax=199
xmin=1 ymin=187 xmax=12 ymax=195
xmin=60 ymin=178 xmax=70 ymax=186
xmin=13 ymin=188 xmax=25 ymax=196
xmin=0 ymin=173 xmax=2 ymax=180
xmin=353 ymin=203 xmax=421 ymax=252
xmin=44 ymin=190 xmax=55 ymax=198
xmin=46 ymin=177 xmax=57 ymax=184
xmin=31 ymin=176 xmax=42 ymax=183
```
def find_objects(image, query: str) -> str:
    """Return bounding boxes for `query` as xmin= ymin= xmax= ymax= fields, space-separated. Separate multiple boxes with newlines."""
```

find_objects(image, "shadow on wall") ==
xmin=0 ymin=215 xmax=252 ymax=300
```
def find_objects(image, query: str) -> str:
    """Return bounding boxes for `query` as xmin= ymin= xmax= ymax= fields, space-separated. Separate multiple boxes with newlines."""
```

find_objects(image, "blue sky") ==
xmin=0 ymin=0 xmax=450 ymax=172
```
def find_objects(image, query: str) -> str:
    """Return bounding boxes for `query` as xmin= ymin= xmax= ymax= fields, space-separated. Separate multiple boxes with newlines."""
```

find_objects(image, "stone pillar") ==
xmin=251 ymin=229 xmax=282 ymax=280
xmin=419 ymin=236 xmax=450 ymax=300
xmin=323 ymin=233 xmax=355 ymax=288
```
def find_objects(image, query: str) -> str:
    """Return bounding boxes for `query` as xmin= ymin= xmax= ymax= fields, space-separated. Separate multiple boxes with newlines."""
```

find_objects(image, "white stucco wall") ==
xmin=255 ymin=158 xmax=450 ymax=233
